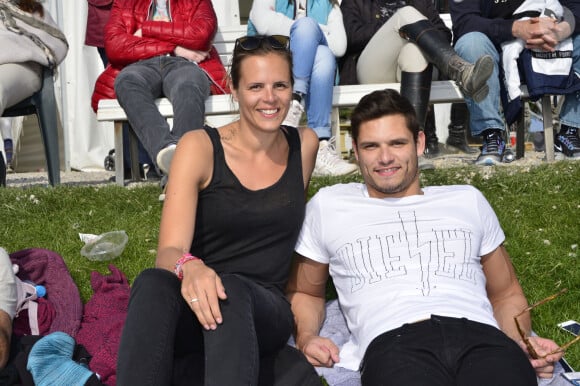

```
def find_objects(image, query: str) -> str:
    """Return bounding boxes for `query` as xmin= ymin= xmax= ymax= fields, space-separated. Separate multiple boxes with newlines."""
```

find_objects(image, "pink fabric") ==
xmin=9 ymin=248 xmax=83 ymax=338
xmin=76 ymin=265 xmax=130 ymax=386
xmin=12 ymin=297 xmax=55 ymax=336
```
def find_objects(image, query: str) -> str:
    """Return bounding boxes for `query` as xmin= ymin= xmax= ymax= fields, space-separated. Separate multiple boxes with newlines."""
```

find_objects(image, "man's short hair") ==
xmin=350 ymin=89 xmax=420 ymax=143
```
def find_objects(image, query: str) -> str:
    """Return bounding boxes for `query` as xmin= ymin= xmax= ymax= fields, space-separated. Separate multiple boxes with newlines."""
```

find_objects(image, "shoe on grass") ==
xmin=475 ymin=129 xmax=506 ymax=166
xmin=554 ymin=125 xmax=580 ymax=159
xmin=313 ymin=138 xmax=358 ymax=177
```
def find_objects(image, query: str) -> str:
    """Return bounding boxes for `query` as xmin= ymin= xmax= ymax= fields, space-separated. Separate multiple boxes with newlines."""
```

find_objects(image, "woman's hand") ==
xmin=180 ymin=261 xmax=227 ymax=330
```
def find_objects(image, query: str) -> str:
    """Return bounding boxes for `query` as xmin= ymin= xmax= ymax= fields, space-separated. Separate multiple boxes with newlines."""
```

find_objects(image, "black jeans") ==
xmin=114 ymin=56 xmax=210 ymax=167
xmin=360 ymin=315 xmax=536 ymax=386
xmin=116 ymin=268 xmax=320 ymax=386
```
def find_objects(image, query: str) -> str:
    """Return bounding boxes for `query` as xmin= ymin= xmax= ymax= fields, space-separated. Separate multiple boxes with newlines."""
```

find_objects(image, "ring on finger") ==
xmin=190 ymin=298 xmax=199 ymax=303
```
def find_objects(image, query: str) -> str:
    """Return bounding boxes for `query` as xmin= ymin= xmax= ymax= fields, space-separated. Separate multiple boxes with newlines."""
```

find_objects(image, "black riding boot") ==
xmin=401 ymin=67 xmax=435 ymax=168
xmin=424 ymin=107 xmax=440 ymax=158
xmin=399 ymin=20 xmax=493 ymax=102
xmin=446 ymin=103 xmax=477 ymax=154
xmin=400 ymin=66 xmax=432 ymax=130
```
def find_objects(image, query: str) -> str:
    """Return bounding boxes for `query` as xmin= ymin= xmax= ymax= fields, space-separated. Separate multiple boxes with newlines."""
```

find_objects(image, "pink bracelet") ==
xmin=174 ymin=253 xmax=202 ymax=280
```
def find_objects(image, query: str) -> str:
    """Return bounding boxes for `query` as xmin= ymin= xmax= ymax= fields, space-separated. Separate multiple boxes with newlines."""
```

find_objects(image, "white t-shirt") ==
xmin=295 ymin=184 xmax=504 ymax=370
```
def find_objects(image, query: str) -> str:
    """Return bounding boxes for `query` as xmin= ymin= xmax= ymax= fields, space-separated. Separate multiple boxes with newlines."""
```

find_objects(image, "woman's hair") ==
xmin=229 ymin=35 xmax=293 ymax=90
xmin=16 ymin=0 xmax=44 ymax=17
xmin=350 ymin=89 xmax=420 ymax=144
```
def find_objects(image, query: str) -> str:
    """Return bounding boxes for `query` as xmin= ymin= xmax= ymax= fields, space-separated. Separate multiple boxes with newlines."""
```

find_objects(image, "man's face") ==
xmin=353 ymin=114 xmax=425 ymax=199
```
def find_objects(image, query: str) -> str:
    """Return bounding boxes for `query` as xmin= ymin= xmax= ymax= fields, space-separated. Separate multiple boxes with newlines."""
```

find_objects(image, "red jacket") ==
xmin=91 ymin=0 xmax=229 ymax=112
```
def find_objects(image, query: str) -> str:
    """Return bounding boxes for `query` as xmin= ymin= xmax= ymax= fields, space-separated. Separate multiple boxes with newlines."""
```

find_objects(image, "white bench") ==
xmin=97 ymin=20 xmax=556 ymax=186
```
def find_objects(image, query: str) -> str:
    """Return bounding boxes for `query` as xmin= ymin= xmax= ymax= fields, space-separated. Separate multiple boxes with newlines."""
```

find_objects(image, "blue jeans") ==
xmin=454 ymin=32 xmax=504 ymax=136
xmin=116 ymin=269 xmax=320 ymax=386
xmin=290 ymin=17 xmax=336 ymax=139
xmin=114 ymin=56 xmax=210 ymax=165
xmin=360 ymin=315 xmax=536 ymax=386
xmin=560 ymin=33 xmax=580 ymax=129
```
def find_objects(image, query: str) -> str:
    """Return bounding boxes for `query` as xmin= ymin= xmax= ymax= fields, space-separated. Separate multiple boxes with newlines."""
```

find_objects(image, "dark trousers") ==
xmin=114 ymin=56 xmax=210 ymax=168
xmin=360 ymin=315 xmax=536 ymax=386
xmin=116 ymin=268 xmax=320 ymax=386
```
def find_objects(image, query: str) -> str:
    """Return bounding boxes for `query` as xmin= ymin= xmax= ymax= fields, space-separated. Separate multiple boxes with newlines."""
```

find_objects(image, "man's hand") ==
xmin=297 ymin=335 xmax=340 ymax=367
xmin=174 ymin=46 xmax=209 ymax=63
xmin=518 ymin=336 xmax=563 ymax=379
xmin=513 ymin=17 xmax=568 ymax=52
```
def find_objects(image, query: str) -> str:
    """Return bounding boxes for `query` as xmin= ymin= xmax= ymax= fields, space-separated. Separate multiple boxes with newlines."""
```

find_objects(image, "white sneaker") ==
xmin=156 ymin=144 xmax=176 ymax=175
xmin=282 ymin=99 xmax=304 ymax=128
xmin=313 ymin=138 xmax=359 ymax=177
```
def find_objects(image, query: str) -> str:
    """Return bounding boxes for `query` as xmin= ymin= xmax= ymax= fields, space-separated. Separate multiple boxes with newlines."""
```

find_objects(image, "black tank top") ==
xmin=190 ymin=125 xmax=305 ymax=293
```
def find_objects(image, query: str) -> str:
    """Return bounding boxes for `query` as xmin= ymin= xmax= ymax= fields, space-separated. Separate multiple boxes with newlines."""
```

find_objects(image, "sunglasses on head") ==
xmin=235 ymin=35 xmax=290 ymax=51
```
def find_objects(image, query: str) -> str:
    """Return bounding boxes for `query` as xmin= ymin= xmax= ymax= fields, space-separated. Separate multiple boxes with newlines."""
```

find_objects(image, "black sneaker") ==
xmin=475 ymin=129 xmax=506 ymax=166
xmin=554 ymin=125 xmax=580 ymax=158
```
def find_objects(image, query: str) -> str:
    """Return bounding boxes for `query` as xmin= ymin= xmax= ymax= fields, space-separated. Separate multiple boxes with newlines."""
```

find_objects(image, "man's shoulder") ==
xmin=424 ymin=184 xmax=479 ymax=193
xmin=424 ymin=184 xmax=484 ymax=199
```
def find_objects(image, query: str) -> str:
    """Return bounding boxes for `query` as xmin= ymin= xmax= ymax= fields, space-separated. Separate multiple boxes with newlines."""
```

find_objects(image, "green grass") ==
xmin=1 ymin=161 xmax=579 ymax=370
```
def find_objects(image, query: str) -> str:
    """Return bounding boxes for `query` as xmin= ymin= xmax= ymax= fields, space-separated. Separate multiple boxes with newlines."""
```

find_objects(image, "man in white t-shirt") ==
xmin=287 ymin=89 xmax=563 ymax=385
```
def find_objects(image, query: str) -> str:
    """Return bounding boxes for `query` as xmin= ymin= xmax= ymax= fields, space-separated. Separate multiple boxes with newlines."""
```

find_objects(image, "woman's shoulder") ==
xmin=297 ymin=127 xmax=319 ymax=149
xmin=180 ymin=127 xmax=213 ymax=151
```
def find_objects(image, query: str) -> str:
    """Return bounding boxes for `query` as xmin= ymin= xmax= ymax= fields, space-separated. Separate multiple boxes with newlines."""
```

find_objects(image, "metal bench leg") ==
xmin=541 ymin=96 xmax=555 ymax=162
xmin=128 ymin=125 xmax=142 ymax=182
xmin=114 ymin=121 xmax=125 ymax=186
xmin=516 ymin=107 xmax=526 ymax=159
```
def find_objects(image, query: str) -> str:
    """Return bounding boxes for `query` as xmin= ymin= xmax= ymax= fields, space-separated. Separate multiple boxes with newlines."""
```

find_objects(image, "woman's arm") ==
xmin=157 ymin=129 xmax=227 ymax=331
xmin=320 ymin=4 xmax=347 ymax=57
xmin=156 ymin=130 xmax=211 ymax=271
xmin=249 ymin=0 xmax=294 ymax=36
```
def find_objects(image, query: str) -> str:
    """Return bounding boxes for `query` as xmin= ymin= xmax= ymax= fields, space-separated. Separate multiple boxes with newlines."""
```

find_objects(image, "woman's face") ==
xmin=233 ymin=52 xmax=293 ymax=133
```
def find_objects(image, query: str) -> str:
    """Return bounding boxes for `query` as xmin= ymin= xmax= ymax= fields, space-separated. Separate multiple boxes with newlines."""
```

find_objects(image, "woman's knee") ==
xmin=399 ymin=43 xmax=429 ymax=73
xmin=397 ymin=6 xmax=428 ymax=24
xmin=131 ymin=268 xmax=180 ymax=300
xmin=290 ymin=17 xmax=320 ymax=40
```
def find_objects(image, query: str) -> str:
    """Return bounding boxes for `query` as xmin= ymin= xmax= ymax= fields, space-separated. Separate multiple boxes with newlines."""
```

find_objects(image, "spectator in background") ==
xmin=116 ymin=34 xmax=321 ymax=385
xmin=248 ymin=0 xmax=358 ymax=177
xmin=449 ymin=0 xmax=580 ymax=164
xmin=0 ymin=0 xmax=68 ymax=174
xmin=85 ymin=0 xmax=112 ymax=67
xmin=85 ymin=0 xmax=155 ymax=181
xmin=91 ymin=0 xmax=229 ymax=177
xmin=339 ymin=0 xmax=494 ymax=167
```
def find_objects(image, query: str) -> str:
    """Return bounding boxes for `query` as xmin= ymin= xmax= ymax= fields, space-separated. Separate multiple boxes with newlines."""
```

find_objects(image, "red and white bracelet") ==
xmin=174 ymin=253 xmax=202 ymax=280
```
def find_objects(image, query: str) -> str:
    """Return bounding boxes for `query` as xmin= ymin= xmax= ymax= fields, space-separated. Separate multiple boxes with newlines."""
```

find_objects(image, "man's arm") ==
xmin=481 ymin=244 xmax=529 ymax=341
xmin=482 ymin=245 xmax=562 ymax=377
xmin=286 ymin=254 xmax=339 ymax=367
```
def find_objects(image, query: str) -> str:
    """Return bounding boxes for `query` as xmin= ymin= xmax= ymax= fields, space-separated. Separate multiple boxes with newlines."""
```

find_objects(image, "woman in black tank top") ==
xmin=117 ymin=35 xmax=321 ymax=386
